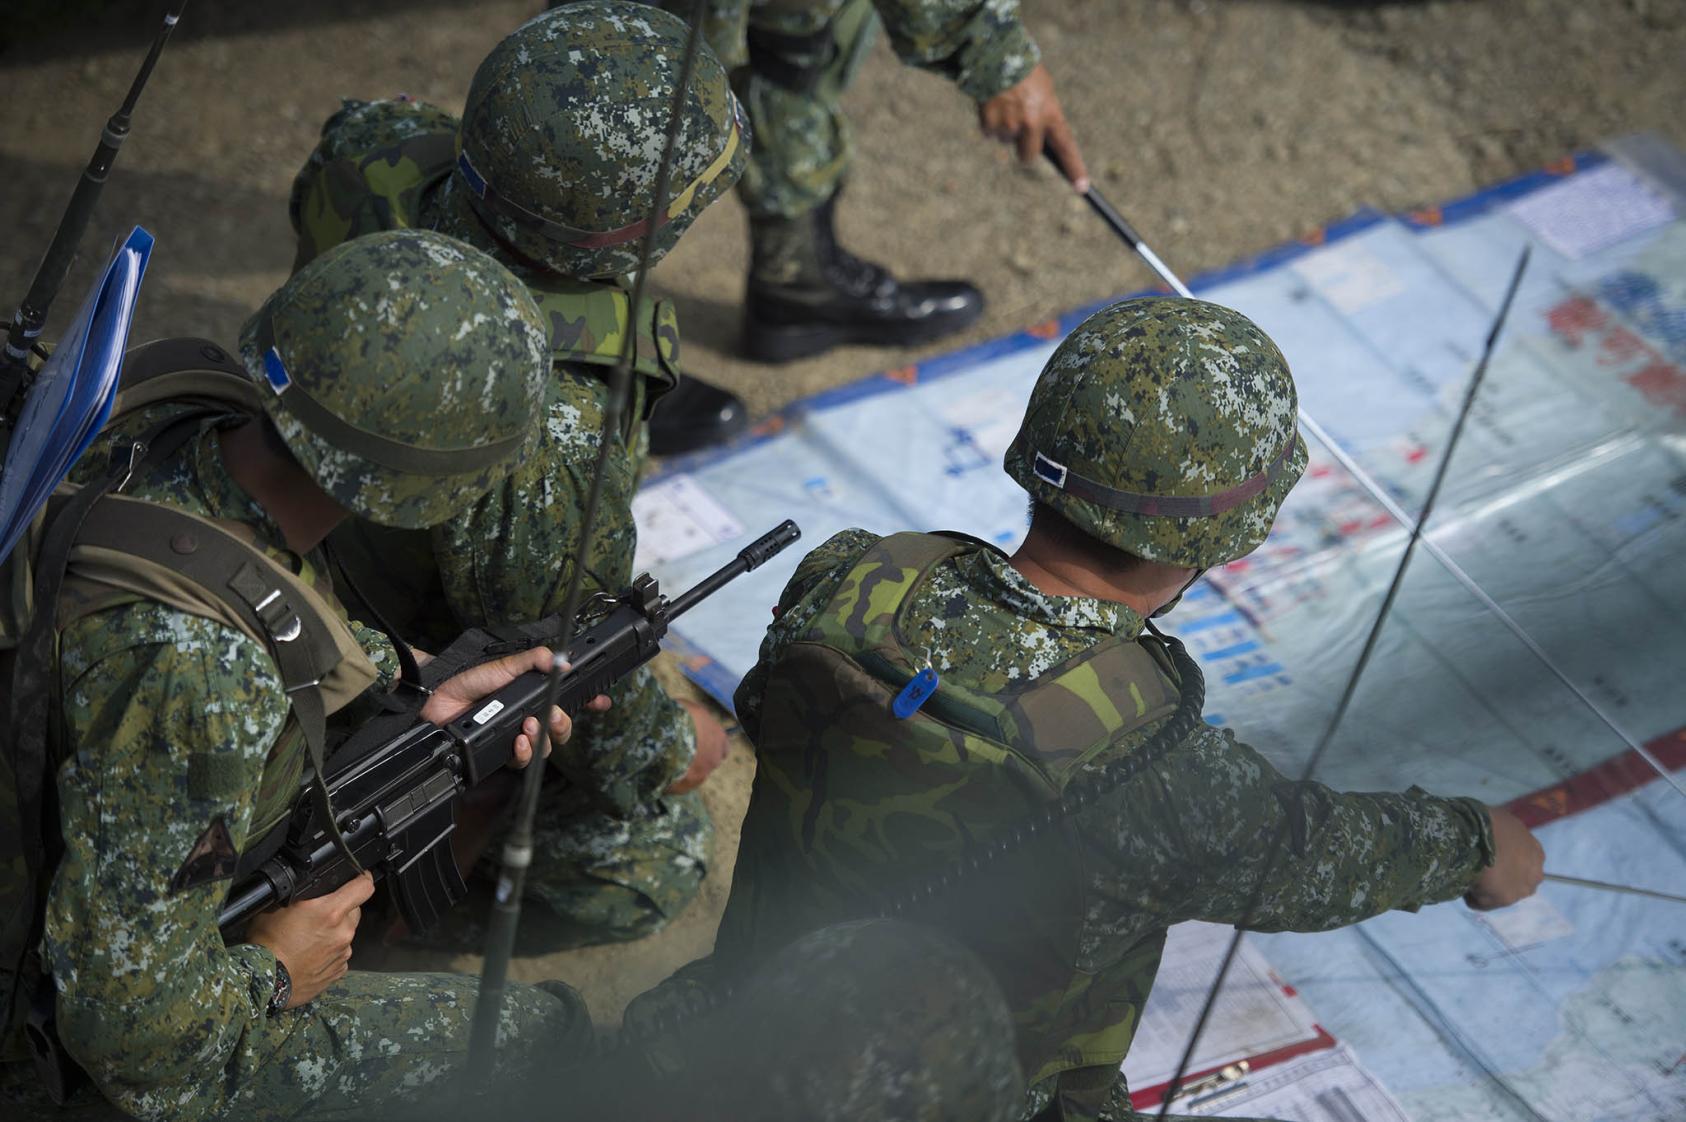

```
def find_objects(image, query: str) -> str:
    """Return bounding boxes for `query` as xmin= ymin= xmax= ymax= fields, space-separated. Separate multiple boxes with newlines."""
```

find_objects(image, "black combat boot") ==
xmin=743 ymin=189 xmax=985 ymax=363
xmin=648 ymin=373 xmax=749 ymax=456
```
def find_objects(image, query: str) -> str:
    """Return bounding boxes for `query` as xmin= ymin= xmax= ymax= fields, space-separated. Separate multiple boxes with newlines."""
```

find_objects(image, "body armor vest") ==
xmin=717 ymin=532 xmax=1184 ymax=1097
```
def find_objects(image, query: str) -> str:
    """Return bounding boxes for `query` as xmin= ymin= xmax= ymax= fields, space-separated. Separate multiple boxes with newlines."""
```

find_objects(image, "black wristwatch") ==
xmin=266 ymin=958 xmax=292 ymax=1017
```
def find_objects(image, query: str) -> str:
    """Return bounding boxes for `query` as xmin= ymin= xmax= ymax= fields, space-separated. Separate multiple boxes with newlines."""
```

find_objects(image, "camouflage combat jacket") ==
xmin=286 ymin=98 xmax=696 ymax=808
xmin=723 ymin=529 xmax=1497 ymax=1121
xmin=31 ymin=418 xmax=395 ymax=1116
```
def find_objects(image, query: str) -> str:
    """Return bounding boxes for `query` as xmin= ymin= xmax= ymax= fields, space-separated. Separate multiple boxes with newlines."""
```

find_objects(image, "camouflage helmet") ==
xmin=440 ymin=0 xmax=749 ymax=280
xmin=1004 ymin=297 xmax=1308 ymax=568
xmin=238 ymin=228 xmax=550 ymax=529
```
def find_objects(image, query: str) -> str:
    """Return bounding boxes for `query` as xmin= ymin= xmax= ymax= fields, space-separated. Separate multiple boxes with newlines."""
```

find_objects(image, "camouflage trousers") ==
xmin=658 ymin=0 xmax=880 ymax=220
xmin=405 ymin=787 xmax=712 ymax=955
xmin=520 ymin=787 xmax=710 ymax=950
xmin=1 ymin=973 xmax=589 ymax=1121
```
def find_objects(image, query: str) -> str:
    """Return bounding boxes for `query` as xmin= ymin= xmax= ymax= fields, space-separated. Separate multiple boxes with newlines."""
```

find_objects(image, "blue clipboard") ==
xmin=0 ymin=226 xmax=154 ymax=564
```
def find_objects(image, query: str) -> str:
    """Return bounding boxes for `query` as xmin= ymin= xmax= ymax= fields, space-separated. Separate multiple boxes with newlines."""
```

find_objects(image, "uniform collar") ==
xmin=957 ymin=542 xmax=1146 ymax=640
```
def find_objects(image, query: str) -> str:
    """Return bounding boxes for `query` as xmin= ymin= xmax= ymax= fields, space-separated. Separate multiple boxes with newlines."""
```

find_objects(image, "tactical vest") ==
xmin=289 ymin=112 xmax=681 ymax=429
xmin=717 ymin=532 xmax=1184 ymax=1103
xmin=0 ymin=338 xmax=377 ymax=1077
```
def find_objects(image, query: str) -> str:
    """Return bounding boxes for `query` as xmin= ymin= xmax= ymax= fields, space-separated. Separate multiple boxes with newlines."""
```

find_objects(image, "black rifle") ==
xmin=218 ymin=518 xmax=800 ymax=934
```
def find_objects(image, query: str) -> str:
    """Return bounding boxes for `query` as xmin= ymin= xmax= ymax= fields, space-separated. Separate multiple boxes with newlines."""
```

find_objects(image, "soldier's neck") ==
xmin=1009 ymin=526 xmax=1190 ymax=619
xmin=216 ymin=420 xmax=348 ymax=553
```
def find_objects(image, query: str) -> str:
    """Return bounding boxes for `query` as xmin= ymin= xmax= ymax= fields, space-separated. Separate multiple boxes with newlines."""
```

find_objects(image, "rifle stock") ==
xmin=218 ymin=519 xmax=799 ymax=933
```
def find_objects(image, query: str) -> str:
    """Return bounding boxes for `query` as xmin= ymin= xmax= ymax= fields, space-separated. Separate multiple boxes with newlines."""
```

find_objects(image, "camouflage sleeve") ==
xmin=44 ymin=604 xmax=290 ymax=1119
xmin=734 ymin=528 xmax=883 ymax=742
xmin=870 ymin=0 xmax=1042 ymax=101
xmin=432 ymin=368 xmax=696 ymax=813
xmin=1083 ymin=724 xmax=1496 ymax=933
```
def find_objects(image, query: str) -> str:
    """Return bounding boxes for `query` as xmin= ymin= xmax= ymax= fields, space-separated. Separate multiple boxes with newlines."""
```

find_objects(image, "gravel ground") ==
xmin=4 ymin=0 xmax=1683 ymax=1020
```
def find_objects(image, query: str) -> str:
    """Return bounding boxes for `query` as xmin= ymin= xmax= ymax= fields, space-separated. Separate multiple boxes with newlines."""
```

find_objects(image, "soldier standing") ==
xmin=630 ymin=298 xmax=1546 ymax=1121
xmin=287 ymin=2 xmax=742 ymax=954
xmin=643 ymin=0 xmax=1090 ymax=361
xmin=1 ymin=230 xmax=595 ymax=1119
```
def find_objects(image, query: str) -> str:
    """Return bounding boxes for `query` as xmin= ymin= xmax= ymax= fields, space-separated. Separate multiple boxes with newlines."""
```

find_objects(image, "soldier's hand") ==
xmin=668 ymin=698 xmax=729 ymax=794
xmin=1465 ymin=806 xmax=1545 ymax=910
xmin=978 ymin=63 xmax=1090 ymax=193
xmin=247 ymin=871 xmax=375 ymax=1007
xmin=421 ymin=646 xmax=610 ymax=768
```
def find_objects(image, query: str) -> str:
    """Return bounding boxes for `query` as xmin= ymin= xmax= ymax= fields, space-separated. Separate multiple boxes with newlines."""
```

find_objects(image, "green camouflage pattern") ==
xmin=537 ymin=919 xmax=1022 ymax=1119
xmin=288 ymin=96 xmax=684 ymax=397
xmin=329 ymin=359 xmax=699 ymax=813
xmin=1005 ymin=298 xmax=1310 ymax=569
xmin=458 ymin=1 xmax=746 ymax=279
xmin=68 ymin=411 xmax=401 ymax=836
xmin=650 ymin=0 xmax=1041 ymax=219
xmin=285 ymin=96 xmax=459 ymax=272
xmin=16 ymin=424 xmax=589 ymax=1120
xmin=519 ymin=788 xmax=710 ymax=947
xmin=412 ymin=788 xmax=710 ymax=955
xmin=239 ymin=229 xmax=551 ymax=530
xmin=712 ymin=528 xmax=1496 ymax=1120
xmin=289 ymin=93 xmax=707 ymax=941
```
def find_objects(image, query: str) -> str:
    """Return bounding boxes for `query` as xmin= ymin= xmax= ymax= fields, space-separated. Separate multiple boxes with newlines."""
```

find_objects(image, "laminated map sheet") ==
xmin=634 ymin=141 xmax=1686 ymax=1119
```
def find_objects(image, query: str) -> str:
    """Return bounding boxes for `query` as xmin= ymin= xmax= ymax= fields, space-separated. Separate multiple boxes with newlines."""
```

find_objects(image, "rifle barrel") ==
xmin=666 ymin=519 xmax=800 ymax=620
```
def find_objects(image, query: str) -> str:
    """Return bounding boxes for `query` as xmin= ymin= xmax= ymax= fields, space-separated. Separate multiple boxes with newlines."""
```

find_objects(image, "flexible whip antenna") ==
xmin=2 ymin=0 xmax=188 ymax=393
xmin=1151 ymin=246 xmax=1532 ymax=1115
xmin=464 ymin=0 xmax=714 ymax=1083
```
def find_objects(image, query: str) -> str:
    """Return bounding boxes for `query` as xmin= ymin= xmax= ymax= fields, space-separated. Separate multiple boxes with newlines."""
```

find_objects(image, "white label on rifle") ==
xmin=472 ymin=700 xmax=506 ymax=725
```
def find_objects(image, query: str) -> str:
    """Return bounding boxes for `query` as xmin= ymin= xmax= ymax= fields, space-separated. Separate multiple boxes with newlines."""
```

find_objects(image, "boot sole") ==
xmin=743 ymin=303 xmax=986 ymax=364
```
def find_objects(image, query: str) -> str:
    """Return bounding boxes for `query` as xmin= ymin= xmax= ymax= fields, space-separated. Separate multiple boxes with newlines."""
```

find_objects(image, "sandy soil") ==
xmin=3 ymin=0 xmax=1683 ymax=1021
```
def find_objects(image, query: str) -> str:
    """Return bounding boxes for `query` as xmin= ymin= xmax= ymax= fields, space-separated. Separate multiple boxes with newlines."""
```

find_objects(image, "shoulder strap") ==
xmin=111 ymin=337 xmax=262 ymax=419
xmin=832 ymin=531 xmax=1183 ymax=786
xmin=524 ymin=278 xmax=682 ymax=406
xmin=5 ymin=408 xmax=207 ymax=889
xmin=66 ymin=495 xmax=375 ymax=866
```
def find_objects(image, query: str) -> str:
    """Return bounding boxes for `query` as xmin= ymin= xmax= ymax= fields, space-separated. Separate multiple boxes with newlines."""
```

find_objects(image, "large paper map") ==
xmin=634 ymin=138 xmax=1686 ymax=1119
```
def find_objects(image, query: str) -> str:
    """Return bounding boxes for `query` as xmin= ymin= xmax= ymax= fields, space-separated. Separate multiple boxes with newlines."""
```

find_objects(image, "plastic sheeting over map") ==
xmin=635 ymin=140 xmax=1686 ymax=1119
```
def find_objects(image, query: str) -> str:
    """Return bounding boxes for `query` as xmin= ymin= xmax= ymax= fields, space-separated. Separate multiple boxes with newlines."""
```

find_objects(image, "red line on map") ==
xmin=1129 ymin=1027 xmax=1339 ymax=1110
xmin=1504 ymin=728 xmax=1686 ymax=828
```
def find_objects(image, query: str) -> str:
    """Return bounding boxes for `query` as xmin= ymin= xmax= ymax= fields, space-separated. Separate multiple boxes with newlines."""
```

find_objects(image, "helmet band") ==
xmin=255 ymin=319 xmax=524 ymax=476
xmin=1032 ymin=430 xmax=1300 ymax=519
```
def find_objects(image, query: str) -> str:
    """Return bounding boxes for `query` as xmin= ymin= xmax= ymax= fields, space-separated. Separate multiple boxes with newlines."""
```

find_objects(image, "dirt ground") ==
xmin=3 ymin=0 xmax=1683 ymax=1020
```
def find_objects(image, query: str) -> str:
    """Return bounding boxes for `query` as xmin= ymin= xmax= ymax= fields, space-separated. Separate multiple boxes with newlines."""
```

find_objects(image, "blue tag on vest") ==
xmin=892 ymin=668 xmax=939 ymax=719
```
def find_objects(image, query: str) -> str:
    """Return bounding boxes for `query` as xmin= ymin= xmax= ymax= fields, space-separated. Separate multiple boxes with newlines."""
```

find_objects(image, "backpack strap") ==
xmin=69 ymin=495 xmax=369 ymax=867
xmin=111 ymin=336 xmax=263 ymax=418
xmin=6 ymin=408 xmax=208 ymax=889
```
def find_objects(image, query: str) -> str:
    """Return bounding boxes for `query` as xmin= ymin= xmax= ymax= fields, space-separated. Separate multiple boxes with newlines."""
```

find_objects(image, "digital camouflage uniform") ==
xmin=2 ymin=233 xmax=591 ymax=1120
xmin=285 ymin=19 xmax=745 ymax=945
xmin=630 ymin=300 xmax=1499 ymax=1122
xmin=651 ymin=0 xmax=1042 ymax=223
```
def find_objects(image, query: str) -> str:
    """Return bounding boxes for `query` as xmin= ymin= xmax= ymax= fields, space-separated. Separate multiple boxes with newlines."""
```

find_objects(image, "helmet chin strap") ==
xmin=1149 ymin=567 xmax=1205 ymax=619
